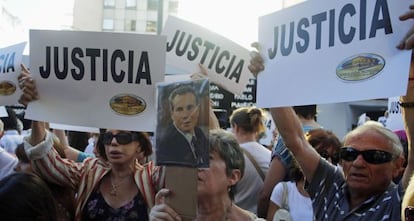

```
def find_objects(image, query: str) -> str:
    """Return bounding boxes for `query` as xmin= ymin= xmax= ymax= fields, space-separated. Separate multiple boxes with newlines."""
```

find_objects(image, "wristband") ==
xmin=398 ymin=101 xmax=414 ymax=108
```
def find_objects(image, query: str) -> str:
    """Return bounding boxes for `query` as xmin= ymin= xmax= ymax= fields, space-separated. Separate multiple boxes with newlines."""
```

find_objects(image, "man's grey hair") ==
xmin=343 ymin=120 xmax=403 ymax=156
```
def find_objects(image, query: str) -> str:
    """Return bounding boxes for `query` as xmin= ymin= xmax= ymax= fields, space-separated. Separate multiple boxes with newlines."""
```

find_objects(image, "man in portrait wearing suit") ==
xmin=156 ymin=85 xmax=209 ymax=168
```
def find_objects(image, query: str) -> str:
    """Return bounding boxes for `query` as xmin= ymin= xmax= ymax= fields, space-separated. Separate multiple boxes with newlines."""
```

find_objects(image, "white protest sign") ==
xmin=49 ymin=123 xmax=100 ymax=133
xmin=0 ymin=106 xmax=7 ymax=117
xmin=258 ymin=109 xmax=276 ymax=147
xmin=162 ymin=16 xmax=253 ymax=95
xmin=0 ymin=42 xmax=27 ymax=106
xmin=386 ymin=96 xmax=404 ymax=131
xmin=257 ymin=0 xmax=412 ymax=107
xmin=27 ymin=30 xmax=166 ymax=132
xmin=357 ymin=113 xmax=367 ymax=126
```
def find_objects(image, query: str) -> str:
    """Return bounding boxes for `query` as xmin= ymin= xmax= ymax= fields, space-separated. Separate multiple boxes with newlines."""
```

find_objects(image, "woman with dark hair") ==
xmin=257 ymin=104 xmax=321 ymax=218
xmin=266 ymin=129 xmax=340 ymax=221
xmin=21 ymin=121 xmax=163 ymax=221
xmin=0 ymin=172 xmax=58 ymax=221
xmin=267 ymin=158 xmax=312 ymax=221
xmin=18 ymin=66 xmax=164 ymax=221
xmin=149 ymin=129 xmax=266 ymax=221
xmin=305 ymin=128 xmax=342 ymax=166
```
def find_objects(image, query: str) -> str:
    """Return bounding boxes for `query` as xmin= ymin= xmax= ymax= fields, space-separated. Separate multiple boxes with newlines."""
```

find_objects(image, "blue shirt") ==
xmin=271 ymin=125 xmax=316 ymax=167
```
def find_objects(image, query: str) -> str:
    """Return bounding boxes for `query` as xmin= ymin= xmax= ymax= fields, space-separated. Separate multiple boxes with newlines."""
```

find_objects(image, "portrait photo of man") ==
xmin=155 ymin=79 xmax=209 ymax=168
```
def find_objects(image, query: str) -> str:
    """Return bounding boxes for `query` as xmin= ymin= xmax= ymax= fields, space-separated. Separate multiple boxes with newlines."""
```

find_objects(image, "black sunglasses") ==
xmin=102 ymin=132 xmax=138 ymax=145
xmin=406 ymin=206 xmax=414 ymax=220
xmin=339 ymin=147 xmax=396 ymax=164
xmin=318 ymin=150 xmax=340 ymax=165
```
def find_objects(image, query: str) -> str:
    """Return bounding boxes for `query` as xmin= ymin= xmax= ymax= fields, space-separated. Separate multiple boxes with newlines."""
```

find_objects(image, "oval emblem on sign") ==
xmin=0 ymin=81 xmax=16 ymax=96
xmin=109 ymin=94 xmax=146 ymax=116
xmin=336 ymin=53 xmax=385 ymax=81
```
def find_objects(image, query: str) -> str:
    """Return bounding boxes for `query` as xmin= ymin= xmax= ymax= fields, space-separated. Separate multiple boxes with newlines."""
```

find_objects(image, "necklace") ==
xmin=109 ymin=175 xmax=130 ymax=196
xmin=222 ymin=202 xmax=233 ymax=221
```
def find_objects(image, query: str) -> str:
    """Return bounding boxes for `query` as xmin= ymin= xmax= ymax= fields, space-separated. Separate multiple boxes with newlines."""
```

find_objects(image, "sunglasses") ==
xmin=102 ymin=132 xmax=138 ymax=145
xmin=339 ymin=147 xmax=396 ymax=164
xmin=318 ymin=150 xmax=340 ymax=165
xmin=406 ymin=206 xmax=414 ymax=220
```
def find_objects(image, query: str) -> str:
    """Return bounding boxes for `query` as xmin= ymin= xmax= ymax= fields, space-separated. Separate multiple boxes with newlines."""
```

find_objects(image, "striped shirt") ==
xmin=24 ymin=131 xmax=165 ymax=221
xmin=307 ymin=159 xmax=402 ymax=221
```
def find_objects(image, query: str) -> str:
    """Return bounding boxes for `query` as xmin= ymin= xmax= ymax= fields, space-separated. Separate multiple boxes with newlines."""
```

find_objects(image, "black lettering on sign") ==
xmin=167 ymin=29 xmax=244 ymax=83
xmin=0 ymin=52 xmax=15 ymax=74
xmin=267 ymin=0 xmax=392 ymax=59
xmin=38 ymin=46 xmax=152 ymax=85
xmin=389 ymin=101 xmax=401 ymax=114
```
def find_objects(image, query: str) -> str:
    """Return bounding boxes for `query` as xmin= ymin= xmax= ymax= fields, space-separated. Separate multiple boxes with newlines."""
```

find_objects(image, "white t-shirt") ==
xmin=240 ymin=141 xmax=271 ymax=175
xmin=270 ymin=181 xmax=313 ymax=221
xmin=235 ymin=141 xmax=271 ymax=213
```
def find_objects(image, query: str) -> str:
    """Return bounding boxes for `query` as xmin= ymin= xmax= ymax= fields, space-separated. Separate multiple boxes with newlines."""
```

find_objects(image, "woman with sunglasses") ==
xmin=305 ymin=128 xmax=342 ymax=166
xmin=18 ymin=65 xmax=164 ymax=221
xmin=22 ymin=119 xmax=163 ymax=221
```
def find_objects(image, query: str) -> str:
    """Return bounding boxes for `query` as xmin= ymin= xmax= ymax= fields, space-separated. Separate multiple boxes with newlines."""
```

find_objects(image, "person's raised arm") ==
xmin=18 ymin=64 xmax=46 ymax=146
xmin=269 ymin=107 xmax=320 ymax=182
xmin=401 ymin=78 xmax=414 ymax=189
xmin=208 ymin=99 xmax=220 ymax=130
xmin=190 ymin=64 xmax=220 ymax=130
xmin=248 ymin=43 xmax=320 ymax=182
xmin=29 ymin=121 xmax=47 ymax=146
xmin=398 ymin=4 xmax=414 ymax=190
xmin=18 ymin=64 xmax=38 ymax=107
xmin=53 ymin=129 xmax=84 ymax=161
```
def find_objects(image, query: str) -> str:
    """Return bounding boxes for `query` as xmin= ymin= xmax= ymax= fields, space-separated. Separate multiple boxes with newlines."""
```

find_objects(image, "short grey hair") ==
xmin=343 ymin=121 xmax=403 ymax=156
xmin=209 ymin=129 xmax=245 ymax=200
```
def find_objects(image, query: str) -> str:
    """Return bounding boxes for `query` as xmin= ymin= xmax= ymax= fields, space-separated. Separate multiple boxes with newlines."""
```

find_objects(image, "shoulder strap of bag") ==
xmin=281 ymin=182 xmax=289 ymax=211
xmin=243 ymin=149 xmax=265 ymax=181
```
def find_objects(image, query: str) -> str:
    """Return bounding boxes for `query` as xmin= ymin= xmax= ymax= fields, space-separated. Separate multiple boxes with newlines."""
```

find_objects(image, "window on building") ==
xmin=102 ymin=19 xmax=114 ymax=30
xmin=125 ymin=0 xmax=136 ymax=9
xmin=125 ymin=19 xmax=136 ymax=31
xmin=146 ymin=21 xmax=157 ymax=33
xmin=168 ymin=1 xmax=179 ymax=13
xmin=104 ymin=0 xmax=115 ymax=8
xmin=147 ymin=0 xmax=158 ymax=11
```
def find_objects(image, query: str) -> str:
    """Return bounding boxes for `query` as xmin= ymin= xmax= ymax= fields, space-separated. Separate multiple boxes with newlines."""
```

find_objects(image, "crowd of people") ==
xmin=1 ymin=4 xmax=414 ymax=221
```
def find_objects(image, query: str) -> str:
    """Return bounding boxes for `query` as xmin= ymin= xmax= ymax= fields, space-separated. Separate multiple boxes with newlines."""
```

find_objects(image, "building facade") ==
xmin=73 ymin=0 xmax=178 ymax=34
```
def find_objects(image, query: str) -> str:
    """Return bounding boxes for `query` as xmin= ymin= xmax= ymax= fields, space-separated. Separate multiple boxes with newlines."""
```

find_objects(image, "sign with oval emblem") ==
xmin=109 ymin=94 xmax=146 ymax=116
xmin=0 ymin=81 xmax=17 ymax=96
xmin=336 ymin=53 xmax=385 ymax=81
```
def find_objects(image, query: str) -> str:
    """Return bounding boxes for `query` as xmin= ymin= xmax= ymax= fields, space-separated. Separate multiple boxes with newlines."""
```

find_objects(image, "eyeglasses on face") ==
xmin=102 ymin=132 xmax=138 ymax=145
xmin=405 ymin=206 xmax=414 ymax=220
xmin=339 ymin=147 xmax=396 ymax=164
xmin=318 ymin=150 xmax=340 ymax=165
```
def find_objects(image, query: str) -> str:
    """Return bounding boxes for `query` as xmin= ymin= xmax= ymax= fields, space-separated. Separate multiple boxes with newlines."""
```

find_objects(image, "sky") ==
xmin=4 ymin=0 xmax=74 ymax=30
xmin=2 ymin=0 xmax=74 ymax=53
xmin=177 ymin=0 xmax=285 ymax=48
xmin=2 ymin=0 xmax=304 ymax=50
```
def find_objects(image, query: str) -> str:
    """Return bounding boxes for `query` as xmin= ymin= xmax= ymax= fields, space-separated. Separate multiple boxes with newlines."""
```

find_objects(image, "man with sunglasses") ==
xmin=248 ymin=6 xmax=414 ymax=220
xmin=156 ymin=85 xmax=209 ymax=168
xmin=268 ymin=98 xmax=410 ymax=220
